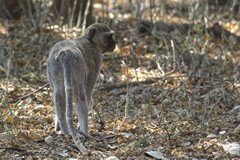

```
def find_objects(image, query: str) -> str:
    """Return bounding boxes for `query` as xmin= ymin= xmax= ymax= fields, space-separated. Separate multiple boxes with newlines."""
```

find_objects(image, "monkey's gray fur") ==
xmin=47 ymin=23 xmax=115 ymax=154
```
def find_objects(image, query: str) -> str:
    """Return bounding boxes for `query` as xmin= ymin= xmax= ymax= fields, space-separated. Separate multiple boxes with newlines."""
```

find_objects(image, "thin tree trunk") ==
xmin=52 ymin=0 xmax=93 ymax=27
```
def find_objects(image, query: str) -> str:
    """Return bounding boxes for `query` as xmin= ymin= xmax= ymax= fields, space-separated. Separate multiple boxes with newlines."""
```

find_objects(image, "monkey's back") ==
xmin=47 ymin=39 xmax=88 ymax=89
xmin=47 ymin=37 xmax=102 ymax=91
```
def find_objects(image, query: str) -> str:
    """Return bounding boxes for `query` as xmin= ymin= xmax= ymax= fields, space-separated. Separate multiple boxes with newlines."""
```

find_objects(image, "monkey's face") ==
xmin=85 ymin=23 xmax=116 ymax=53
xmin=103 ymin=31 xmax=116 ymax=52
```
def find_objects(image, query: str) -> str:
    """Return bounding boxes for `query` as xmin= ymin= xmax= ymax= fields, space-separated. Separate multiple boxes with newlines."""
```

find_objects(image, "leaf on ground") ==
xmin=145 ymin=150 xmax=168 ymax=160
xmin=4 ymin=115 xmax=14 ymax=124
xmin=105 ymin=156 xmax=119 ymax=160
xmin=233 ymin=124 xmax=240 ymax=134
xmin=119 ymin=132 xmax=134 ymax=138
xmin=181 ymin=141 xmax=191 ymax=146
xmin=220 ymin=142 xmax=240 ymax=156
xmin=58 ymin=150 xmax=68 ymax=157
xmin=45 ymin=135 xmax=54 ymax=143
xmin=206 ymin=134 xmax=219 ymax=138
xmin=230 ymin=105 xmax=240 ymax=113
xmin=0 ymin=133 xmax=14 ymax=141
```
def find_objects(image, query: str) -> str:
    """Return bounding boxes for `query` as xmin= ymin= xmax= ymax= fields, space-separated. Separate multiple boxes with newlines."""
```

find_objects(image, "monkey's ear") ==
xmin=87 ymin=28 xmax=96 ymax=41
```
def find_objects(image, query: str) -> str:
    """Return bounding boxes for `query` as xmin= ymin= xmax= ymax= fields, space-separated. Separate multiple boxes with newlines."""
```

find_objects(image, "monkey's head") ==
xmin=84 ymin=23 xmax=116 ymax=53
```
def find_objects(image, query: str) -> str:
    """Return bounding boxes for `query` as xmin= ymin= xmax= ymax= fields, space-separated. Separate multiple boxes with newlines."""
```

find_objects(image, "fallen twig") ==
xmin=140 ymin=20 xmax=240 ymax=45
xmin=9 ymin=83 xmax=49 ymax=103
xmin=100 ymin=70 xmax=176 ymax=91
xmin=0 ymin=147 xmax=30 ymax=155
xmin=0 ymin=147 xmax=24 ymax=152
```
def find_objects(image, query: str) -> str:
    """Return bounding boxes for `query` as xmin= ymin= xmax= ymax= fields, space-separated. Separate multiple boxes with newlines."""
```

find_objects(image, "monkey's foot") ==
xmin=76 ymin=131 xmax=88 ymax=142
xmin=74 ymin=137 xmax=90 ymax=155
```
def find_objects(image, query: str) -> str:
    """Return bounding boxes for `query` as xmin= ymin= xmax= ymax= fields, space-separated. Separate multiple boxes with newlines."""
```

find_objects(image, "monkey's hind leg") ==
xmin=75 ymin=86 xmax=89 ymax=139
xmin=61 ymin=52 xmax=90 ymax=155
xmin=53 ymin=86 xmax=69 ymax=134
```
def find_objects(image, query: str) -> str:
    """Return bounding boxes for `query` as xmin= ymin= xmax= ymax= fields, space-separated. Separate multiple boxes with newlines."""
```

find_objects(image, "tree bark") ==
xmin=0 ymin=0 xmax=34 ymax=19
xmin=0 ymin=0 xmax=21 ymax=19
xmin=52 ymin=0 xmax=93 ymax=27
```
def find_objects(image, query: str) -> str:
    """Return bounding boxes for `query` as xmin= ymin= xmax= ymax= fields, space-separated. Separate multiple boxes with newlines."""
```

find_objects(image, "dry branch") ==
xmin=9 ymin=83 xmax=49 ymax=103
xmin=140 ymin=20 xmax=240 ymax=45
xmin=100 ymin=71 xmax=176 ymax=91
xmin=100 ymin=78 xmax=156 ymax=91
xmin=207 ymin=22 xmax=240 ymax=43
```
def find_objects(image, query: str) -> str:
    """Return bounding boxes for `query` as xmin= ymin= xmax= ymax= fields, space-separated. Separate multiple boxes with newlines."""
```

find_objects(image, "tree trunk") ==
xmin=0 ymin=0 xmax=34 ymax=19
xmin=0 ymin=0 xmax=22 ymax=19
xmin=52 ymin=0 xmax=93 ymax=27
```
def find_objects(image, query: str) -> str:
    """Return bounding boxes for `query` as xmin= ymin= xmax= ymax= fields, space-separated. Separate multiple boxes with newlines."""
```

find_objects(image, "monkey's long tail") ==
xmin=59 ymin=50 xmax=90 ymax=155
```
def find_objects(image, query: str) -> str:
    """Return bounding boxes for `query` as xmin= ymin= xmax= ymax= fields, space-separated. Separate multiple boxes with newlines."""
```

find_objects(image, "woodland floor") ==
xmin=1 ymin=1 xmax=240 ymax=160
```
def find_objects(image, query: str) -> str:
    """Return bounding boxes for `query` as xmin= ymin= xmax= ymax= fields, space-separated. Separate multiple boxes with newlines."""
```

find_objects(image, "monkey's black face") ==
xmin=106 ymin=34 xmax=116 ymax=52
xmin=85 ymin=23 xmax=116 ymax=53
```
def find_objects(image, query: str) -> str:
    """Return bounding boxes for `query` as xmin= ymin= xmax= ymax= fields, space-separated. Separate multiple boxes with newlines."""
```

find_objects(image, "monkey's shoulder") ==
xmin=50 ymin=39 xmax=81 ymax=54
xmin=51 ymin=38 xmax=98 ymax=52
xmin=51 ymin=39 xmax=79 ymax=50
xmin=49 ymin=37 xmax=101 ymax=65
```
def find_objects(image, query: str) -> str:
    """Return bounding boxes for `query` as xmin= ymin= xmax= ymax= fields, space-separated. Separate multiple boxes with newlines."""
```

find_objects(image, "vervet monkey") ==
xmin=47 ymin=23 xmax=115 ymax=154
